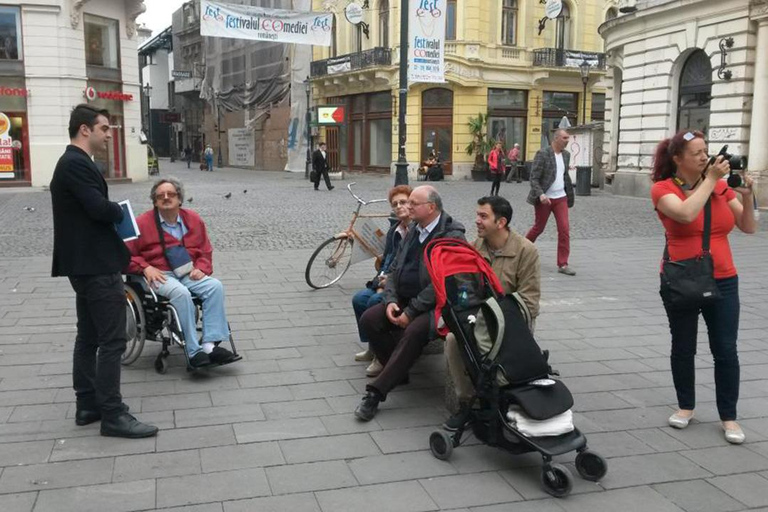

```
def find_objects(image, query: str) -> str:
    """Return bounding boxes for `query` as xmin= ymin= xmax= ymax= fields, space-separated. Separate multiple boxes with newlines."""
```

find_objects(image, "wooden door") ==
xmin=326 ymin=126 xmax=340 ymax=172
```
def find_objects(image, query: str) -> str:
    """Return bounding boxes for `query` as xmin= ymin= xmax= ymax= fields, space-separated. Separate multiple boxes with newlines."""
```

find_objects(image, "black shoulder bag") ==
xmin=659 ymin=199 xmax=720 ymax=309
xmin=154 ymin=209 xmax=194 ymax=278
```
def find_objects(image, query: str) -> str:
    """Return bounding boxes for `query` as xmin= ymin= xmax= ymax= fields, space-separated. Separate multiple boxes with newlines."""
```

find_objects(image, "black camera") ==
xmin=712 ymin=145 xmax=748 ymax=188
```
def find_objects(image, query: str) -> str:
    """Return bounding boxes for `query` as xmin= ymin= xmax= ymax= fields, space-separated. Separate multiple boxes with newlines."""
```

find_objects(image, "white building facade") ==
xmin=0 ymin=0 xmax=146 ymax=187
xmin=600 ymin=0 xmax=768 ymax=207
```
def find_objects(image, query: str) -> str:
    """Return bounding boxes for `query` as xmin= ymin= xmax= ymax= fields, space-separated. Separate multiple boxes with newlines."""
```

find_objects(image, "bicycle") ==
xmin=305 ymin=183 xmax=391 ymax=289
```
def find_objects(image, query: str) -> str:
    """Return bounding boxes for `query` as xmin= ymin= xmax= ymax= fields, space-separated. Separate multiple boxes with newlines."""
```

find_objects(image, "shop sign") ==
xmin=545 ymin=0 xmax=563 ymax=19
xmin=172 ymin=70 xmax=192 ymax=79
xmin=408 ymin=0 xmax=446 ymax=83
xmin=326 ymin=55 xmax=351 ymax=74
xmin=161 ymin=112 xmax=182 ymax=123
xmin=0 ymin=87 xmax=27 ymax=97
xmin=0 ymin=112 xmax=14 ymax=178
xmin=201 ymin=0 xmax=333 ymax=47
xmin=85 ymin=86 xmax=134 ymax=102
xmin=317 ymin=105 xmax=345 ymax=125
xmin=344 ymin=2 xmax=364 ymax=25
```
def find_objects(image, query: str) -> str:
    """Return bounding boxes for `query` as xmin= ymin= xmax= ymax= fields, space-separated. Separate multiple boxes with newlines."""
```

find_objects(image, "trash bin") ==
xmin=576 ymin=166 xmax=592 ymax=196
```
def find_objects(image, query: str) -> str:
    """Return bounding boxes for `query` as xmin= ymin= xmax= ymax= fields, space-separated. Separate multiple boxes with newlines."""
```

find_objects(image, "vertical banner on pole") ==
xmin=407 ymin=0 xmax=446 ymax=83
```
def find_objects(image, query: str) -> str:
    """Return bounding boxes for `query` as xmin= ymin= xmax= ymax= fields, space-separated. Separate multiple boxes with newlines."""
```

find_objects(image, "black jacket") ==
xmin=312 ymin=149 xmax=329 ymax=173
xmin=384 ymin=212 xmax=466 ymax=322
xmin=50 ymin=145 xmax=130 ymax=277
xmin=526 ymin=146 xmax=575 ymax=208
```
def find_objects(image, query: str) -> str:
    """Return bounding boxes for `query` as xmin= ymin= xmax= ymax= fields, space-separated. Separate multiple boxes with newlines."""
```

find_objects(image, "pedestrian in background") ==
xmin=50 ymin=104 xmax=158 ymax=439
xmin=312 ymin=142 xmax=334 ymax=191
xmin=651 ymin=130 xmax=756 ymax=444
xmin=204 ymin=144 xmax=214 ymax=172
xmin=506 ymin=143 xmax=521 ymax=183
xmin=525 ymin=129 xmax=576 ymax=276
xmin=488 ymin=141 xmax=504 ymax=196
xmin=184 ymin=145 xmax=192 ymax=169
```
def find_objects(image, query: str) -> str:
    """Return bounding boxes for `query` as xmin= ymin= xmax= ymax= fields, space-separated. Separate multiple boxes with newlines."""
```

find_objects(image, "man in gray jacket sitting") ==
xmin=355 ymin=186 xmax=466 ymax=421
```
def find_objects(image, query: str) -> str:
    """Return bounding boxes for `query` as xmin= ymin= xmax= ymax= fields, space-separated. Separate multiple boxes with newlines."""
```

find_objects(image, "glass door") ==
xmin=421 ymin=125 xmax=452 ymax=175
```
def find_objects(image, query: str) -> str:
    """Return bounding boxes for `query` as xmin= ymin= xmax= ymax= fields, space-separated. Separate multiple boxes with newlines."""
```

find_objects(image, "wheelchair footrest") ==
xmin=186 ymin=354 xmax=242 ymax=372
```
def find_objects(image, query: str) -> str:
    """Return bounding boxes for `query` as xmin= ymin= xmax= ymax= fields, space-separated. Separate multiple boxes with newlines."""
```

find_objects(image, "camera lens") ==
xmin=728 ymin=155 xmax=747 ymax=171
xmin=727 ymin=173 xmax=743 ymax=188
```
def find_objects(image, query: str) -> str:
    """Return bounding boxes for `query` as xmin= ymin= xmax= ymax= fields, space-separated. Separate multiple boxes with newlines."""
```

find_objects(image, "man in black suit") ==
xmin=312 ymin=141 xmax=334 ymax=191
xmin=50 ymin=104 xmax=158 ymax=438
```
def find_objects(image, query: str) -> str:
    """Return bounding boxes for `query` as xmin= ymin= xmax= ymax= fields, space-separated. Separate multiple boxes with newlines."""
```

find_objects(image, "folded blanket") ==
xmin=506 ymin=408 xmax=574 ymax=438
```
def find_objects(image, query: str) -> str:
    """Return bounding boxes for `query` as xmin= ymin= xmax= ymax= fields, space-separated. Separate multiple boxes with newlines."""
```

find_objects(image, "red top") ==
xmin=124 ymin=208 xmax=214 ymax=275
xmin=488 ymin=149 xmax=504 ymax=174
xmin=651 ymin=179 xmax=737 ymax=279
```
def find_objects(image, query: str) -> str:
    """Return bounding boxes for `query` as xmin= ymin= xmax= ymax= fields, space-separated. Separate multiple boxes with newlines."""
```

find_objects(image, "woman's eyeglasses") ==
xmin=391 ymin=199 xmax=408 ymax=207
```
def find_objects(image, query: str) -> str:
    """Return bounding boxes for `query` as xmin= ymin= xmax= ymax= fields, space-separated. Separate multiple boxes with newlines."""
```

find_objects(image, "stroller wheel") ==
xmin=429 ymin=430 xmax=454 ymax=461
xmin=575 ymin=450 xmax=607 ymax=482
xmin=541 ymin=463 xmax=573 ymax=498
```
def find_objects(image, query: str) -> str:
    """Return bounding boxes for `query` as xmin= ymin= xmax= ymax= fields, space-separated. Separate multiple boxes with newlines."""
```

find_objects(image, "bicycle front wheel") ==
xmin=305 ymin=236 xmax=354 ymax=289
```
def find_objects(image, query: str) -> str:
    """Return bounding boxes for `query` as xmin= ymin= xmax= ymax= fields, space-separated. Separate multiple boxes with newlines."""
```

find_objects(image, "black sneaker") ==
xmin=209 ymin=346 xmax=235 ymax=364
xmin=443 ymin=411 xmax=470 ymax=432
xmin=328 ymin=186 xmax=335 ymax=191
xmin=354 ymin=391 xmax=381 ymax=421
xmin=189 ymin=352 xmax=211 ymax=368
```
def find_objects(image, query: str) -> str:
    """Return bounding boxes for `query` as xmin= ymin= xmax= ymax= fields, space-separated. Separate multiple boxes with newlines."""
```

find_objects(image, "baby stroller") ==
xmin=424 ymin=239 xmax=607 ymax=498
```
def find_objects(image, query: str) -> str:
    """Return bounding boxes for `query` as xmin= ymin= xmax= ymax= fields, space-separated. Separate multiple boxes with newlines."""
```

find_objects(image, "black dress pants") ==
xmin=68 ymin=273 xmax=126 ymax=418
xmin=360 ymin=303 xmax=431 ymax=398
xmin=313 ymin=168 xmax=332 ymax=190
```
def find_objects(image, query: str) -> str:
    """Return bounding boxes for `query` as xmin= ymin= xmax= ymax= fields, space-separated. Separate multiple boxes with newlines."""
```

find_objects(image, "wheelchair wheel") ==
xmin=123 ymin=284 xmax=146 ymax=365
xmin=305 ymin=236 xmax=353 ymax=289
xmin=429 ymin=430 xmax=454 ymax=461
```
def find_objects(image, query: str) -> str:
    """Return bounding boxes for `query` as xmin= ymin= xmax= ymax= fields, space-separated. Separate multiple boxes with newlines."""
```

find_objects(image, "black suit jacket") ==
xmin=50 ymin=145 xmax=130 ymax=277
xmin=312 ymin=149 xmax=329 ymax=173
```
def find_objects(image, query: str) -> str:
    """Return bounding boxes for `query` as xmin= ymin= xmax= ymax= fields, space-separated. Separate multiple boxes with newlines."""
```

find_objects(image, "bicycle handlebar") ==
xmin=347 ymin=183 xmax=387 ymax=206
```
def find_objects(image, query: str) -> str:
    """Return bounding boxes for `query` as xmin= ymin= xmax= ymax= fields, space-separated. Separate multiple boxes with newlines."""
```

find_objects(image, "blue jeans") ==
xmin=663 ymin=276 xmax=740 ymax=421
xmin=206 ymin=156 xmax=213 ymax=171
xmin=352 ymin=288 xmax=384 ymax=343
xmin=153 ymin=272 xmax=229 ymax=356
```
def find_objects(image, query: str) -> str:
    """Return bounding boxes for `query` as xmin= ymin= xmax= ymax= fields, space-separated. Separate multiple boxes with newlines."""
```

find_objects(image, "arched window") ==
xmin=379 ymin=0 xmax=389 ymax=47
xmin=556 ymin=2 xmax=572 ymax=50
xmin=677 ymin=50 xmax=712 ymax=134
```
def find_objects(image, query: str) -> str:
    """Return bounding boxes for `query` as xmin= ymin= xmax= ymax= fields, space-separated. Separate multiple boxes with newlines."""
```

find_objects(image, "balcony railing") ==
xmin=532 ymin=48 xmax=606 ymax=70
xmin=311 ymin=47 xmax=392 ymax=77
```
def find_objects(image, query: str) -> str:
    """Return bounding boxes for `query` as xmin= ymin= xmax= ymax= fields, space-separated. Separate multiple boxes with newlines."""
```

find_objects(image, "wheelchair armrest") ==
xmin=124 ymin=274 xmax=159 ymax=303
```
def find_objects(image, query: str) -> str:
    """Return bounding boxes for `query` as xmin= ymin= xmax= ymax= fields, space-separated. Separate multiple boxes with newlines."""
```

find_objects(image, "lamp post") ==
xmin=143 ymin=83 xmax=152 ymax=146
xmin=304 ymin=76 xmax=312 ymax=180
xmin=394 ymin=0 xmax=409 ymax=185
xmin=579 ymin=59 xmax=591 ymax=124
xmin=215 ymin=92 xmax=223 ymax=167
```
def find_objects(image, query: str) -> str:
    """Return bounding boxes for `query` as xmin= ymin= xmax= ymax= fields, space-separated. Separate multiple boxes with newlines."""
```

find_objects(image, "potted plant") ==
xmin=465 ymin=113 xmax=494 ymax=181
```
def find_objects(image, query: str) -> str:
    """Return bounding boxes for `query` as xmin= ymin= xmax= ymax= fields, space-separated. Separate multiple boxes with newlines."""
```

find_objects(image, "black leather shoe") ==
xmin=354 ymin=391 xmax=381 ymax=422
xmin=75 ymin=409 xmax=101 ymax=426
xmin=189 ymin=352 xmax=211 ymax=368
xmin=328 ymin=186 xmax=335 ymax=191
xmin=100 ymin=412 xmax=158 ymax=438
xmin=75 ymin=403 xmax=129 ymax=426
xmin=209 ymin=346 xmax=235 ymax=364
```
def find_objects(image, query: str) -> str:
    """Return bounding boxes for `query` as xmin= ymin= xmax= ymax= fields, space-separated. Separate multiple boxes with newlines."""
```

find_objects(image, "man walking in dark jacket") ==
xmin=50 ymin=104 xmax=158 ymax=439
xmin=312 ymin=142 xmax=334 ymax=191
xmin=355 ymin=186 xmax=466 ymax=421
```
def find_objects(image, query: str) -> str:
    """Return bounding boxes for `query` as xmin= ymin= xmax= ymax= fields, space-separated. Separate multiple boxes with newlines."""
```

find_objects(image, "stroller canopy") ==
xmin=424 ymin=238 xmax=505 ymax=337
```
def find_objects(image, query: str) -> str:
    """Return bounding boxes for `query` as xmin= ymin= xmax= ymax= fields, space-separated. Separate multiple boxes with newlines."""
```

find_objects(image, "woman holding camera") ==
xmin=651 ymin=130 xmax=756 ymax=444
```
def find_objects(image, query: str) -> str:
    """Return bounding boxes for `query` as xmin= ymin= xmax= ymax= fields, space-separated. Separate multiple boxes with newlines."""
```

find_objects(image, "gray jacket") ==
xmin=384 ymin=212 xmax=466 ymax=323
xmin=526 ymin=146 xmax=575 ymax=207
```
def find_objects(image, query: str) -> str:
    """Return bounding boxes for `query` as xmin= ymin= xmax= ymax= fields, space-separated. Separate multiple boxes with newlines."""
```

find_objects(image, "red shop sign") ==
xmin=85 ymin=86 xmax=133 ymax=102
xmin=0 ymin=87 xmax=28 ymax=97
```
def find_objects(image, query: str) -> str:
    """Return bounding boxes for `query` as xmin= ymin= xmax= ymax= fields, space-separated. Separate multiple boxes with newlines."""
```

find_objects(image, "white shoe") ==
xmin=366 ymin=358 xmax=383 ymax=377
xmin=355 ymin=349 xmax=374 ymax=362
xmin=724 ymin=424 xmax=745 ymax=444
xmin=668 ymin=410 xmax=694 ymax=429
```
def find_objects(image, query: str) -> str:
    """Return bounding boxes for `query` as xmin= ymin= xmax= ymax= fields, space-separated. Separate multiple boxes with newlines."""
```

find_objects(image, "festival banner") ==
xmin=407 ymin=0 xmax=446 ymax=83
xmin=200 ymin=0 xmax=333 ymax=47
xmin=0 ymin=113 xmax=14 ymax=177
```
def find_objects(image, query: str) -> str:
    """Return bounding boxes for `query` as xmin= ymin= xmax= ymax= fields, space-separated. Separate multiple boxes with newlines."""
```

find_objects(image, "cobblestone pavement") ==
xmin=0 ymin=160 xmax=767 ymax=511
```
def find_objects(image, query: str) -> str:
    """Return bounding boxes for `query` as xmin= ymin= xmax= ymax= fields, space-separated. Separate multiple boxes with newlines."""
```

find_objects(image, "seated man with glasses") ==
xmin=355 ymin=185 xmax=466 ymax=421
xmin=352 ymin=185 xmax=413 ymax=377
xmin=124 ymin=178 xmax=236 ymax=368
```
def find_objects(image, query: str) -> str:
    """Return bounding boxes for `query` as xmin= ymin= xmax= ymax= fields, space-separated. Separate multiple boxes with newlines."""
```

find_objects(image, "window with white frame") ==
xmin=501 ymin=0 xmax=517 ymax=46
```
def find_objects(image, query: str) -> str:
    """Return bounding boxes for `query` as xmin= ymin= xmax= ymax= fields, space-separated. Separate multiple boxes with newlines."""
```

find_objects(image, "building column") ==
xmin=748 ymin=18 xmax=768 ymax=208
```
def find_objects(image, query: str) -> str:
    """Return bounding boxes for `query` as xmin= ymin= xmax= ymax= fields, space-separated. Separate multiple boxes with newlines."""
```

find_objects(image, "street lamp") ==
xmin=215 ymin=92 xmax=223 ymax=167
xmin=304 ymin=76 xmax=312 ymax=180
xmin=143 ymin=83 xmax=152 ymax=146
xmin=393 ymin=0 xmax=409 ymax=185
xmin=579 ymin=59 xmax=591 ymax=124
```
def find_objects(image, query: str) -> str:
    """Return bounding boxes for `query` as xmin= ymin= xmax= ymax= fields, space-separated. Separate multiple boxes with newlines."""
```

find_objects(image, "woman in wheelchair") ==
xmin=125 ymin=178 xmax=238 ymax=369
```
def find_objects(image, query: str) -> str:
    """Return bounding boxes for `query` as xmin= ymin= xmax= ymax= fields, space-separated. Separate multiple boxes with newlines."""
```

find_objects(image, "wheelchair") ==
xmin=123 ymin=275 xmax=241 ymax=374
